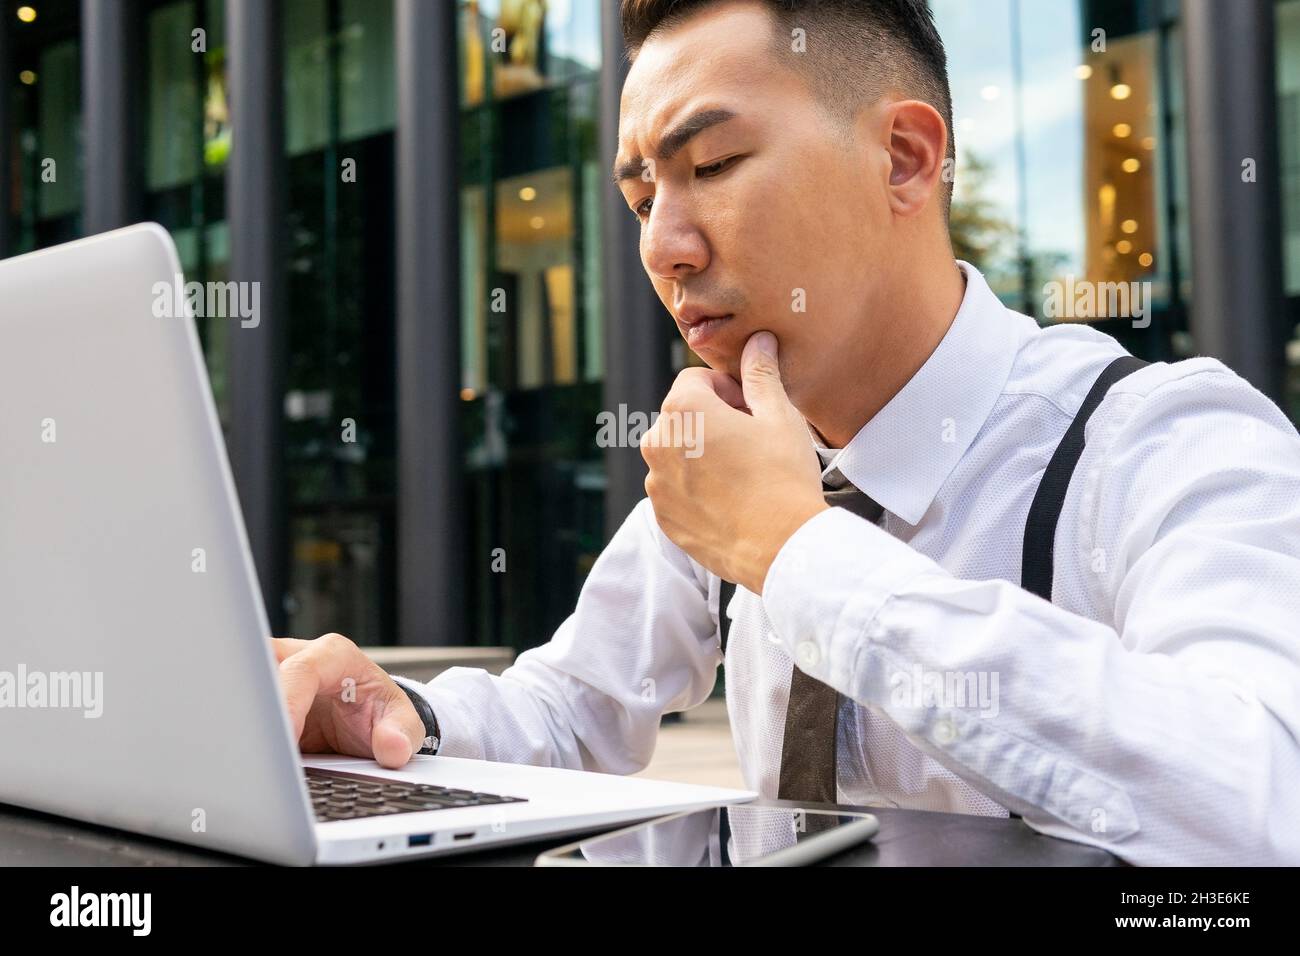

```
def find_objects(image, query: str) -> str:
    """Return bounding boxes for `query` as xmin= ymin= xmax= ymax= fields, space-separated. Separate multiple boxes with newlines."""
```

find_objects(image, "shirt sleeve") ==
xmin=761 ymin=367 xmax=1300 ymax=866
xmin=397 ymin=497 xmax=721 ymax=775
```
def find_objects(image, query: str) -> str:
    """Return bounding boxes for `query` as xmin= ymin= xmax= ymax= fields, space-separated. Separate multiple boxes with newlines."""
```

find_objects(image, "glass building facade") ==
xmin=456 ymin=0 xmax=608 ymax=653
xmin=2 ymin=0 xmax=1295 ymax=652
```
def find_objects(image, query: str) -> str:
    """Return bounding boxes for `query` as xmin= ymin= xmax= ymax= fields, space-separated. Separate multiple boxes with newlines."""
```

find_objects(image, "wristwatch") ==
xmin=392 ymin=677 xmax=441 ymax=756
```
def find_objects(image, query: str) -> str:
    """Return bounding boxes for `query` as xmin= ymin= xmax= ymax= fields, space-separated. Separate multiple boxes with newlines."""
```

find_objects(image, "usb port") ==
xmin=454 ymin=831 xmax=475 ymax=841
xmin=407 ymin=834 xmax=433 ymax=847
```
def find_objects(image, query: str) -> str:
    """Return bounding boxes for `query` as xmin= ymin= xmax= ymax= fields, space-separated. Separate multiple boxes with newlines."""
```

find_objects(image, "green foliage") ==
xmin=948 ymin=151 xmax=1015 ymax=271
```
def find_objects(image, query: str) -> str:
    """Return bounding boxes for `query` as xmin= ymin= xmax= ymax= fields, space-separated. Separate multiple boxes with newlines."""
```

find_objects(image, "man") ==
xmin=274 ymin=0 xmax=1300 ymax=865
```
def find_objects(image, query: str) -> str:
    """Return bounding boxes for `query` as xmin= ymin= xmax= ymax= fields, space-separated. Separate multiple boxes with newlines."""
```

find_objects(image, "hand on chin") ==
xmin=641 ymin=331 xmax=827 ymax=594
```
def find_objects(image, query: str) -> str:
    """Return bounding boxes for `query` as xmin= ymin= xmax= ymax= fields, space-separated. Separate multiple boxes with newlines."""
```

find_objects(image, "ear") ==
xmin=883 ymin=99 xmax=949 ymax=219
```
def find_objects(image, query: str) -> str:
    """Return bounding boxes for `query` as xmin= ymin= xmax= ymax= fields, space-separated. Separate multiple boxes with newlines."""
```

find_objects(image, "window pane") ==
xmin=461 ymin=0 xmax=599 ymax=106
xmin=1278 ymin=0 xmax=1300 ymax=294
xmin=36 ymin=40 xmax=80 ymax=221
xmin=934 ymin=0 xmax=1185 ymax=358
xmin=146 ymin=1 xmax=200 ymax=191
xmin=284 ymin=0 xmax=328 ymax=156
xmin=340 ymin=0 xmax=395 ymax=141
xmin=282 ymin=0 xmax=397 ymax=645
xmin=1080 ymin=32 xmax=1162 ymax=294
xmin=495 ymin=166 xmax=576 ymax=389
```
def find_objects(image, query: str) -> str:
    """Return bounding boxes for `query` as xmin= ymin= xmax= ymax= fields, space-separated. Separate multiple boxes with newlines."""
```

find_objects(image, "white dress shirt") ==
xmin=401 ymin=261 xmax=1300 ymax=866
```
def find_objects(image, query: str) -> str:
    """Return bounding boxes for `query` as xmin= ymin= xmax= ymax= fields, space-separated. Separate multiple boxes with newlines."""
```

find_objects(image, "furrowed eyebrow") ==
xmin=613 ymin=158 xmax=650 ymax=185
xmin=612 ymin=108 xmax=739 ymax=186
xmin=658 ymin=108 xmax=737 ymax=160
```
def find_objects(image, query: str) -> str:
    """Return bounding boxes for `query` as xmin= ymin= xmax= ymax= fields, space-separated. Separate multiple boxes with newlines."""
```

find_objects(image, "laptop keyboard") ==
xmin=306 ymin=767 xmax=527 ymax=823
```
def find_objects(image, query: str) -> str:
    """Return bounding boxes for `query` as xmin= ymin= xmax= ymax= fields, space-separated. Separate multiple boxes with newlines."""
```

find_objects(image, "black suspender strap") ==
xmin=1007 ymin=353 xmax=1147 ymax=822
xmin=1020 ymin=354 xmax=1149 ymax=603
xmin=718 ymin=578 xmax=737 ymax=656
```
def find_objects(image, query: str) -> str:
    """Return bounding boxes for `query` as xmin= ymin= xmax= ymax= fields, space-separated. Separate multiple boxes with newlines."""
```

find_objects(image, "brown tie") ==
xmin=776 ymin=466 xmax=884 ymax=806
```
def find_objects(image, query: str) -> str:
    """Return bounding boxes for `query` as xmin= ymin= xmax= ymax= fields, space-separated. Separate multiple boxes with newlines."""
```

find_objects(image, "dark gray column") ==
xmin=225 ymin=0 xmax=287 ymax=633
xmin=1182 ymin=0 xmax=1286 ymax=403
xmin=81 ymin=0 xmax=137 ymax=234
xmin=395 ymin=0 xmax=463 ymax=646
xmin=599 ymin=0 xmax=671 ymax=539
xmin=0 ymin=14 xmax=11 ymax=258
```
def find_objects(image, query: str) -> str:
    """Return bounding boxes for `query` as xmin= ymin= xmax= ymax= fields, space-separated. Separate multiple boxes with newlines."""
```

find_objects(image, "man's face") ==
xmin=615 ymin=0 xmax=895 ymax=403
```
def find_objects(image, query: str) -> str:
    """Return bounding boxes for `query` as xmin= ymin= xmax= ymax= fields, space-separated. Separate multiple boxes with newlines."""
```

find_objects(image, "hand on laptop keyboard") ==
xmin=273 ymin=634 xmax=428 ymax=770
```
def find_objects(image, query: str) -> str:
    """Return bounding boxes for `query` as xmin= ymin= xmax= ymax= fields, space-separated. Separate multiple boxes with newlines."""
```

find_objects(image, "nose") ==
xmin=640 ymin=193 xmax=709 ymax=282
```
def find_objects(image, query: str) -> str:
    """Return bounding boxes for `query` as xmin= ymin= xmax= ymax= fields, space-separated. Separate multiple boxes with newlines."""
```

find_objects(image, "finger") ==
xmin=671 ymin=366 xmax=748 ymax=411
xmin=740 ymin=331 xmax=791 ymax=418
xmin=667 ymin=372 xmax=744 ymax=418
xmin=371 ymin=692 xmax=425 ymax=769
xmin=276 ymin=634 xmax=360 ymax=744
xmin=271 ymin=637 xmax=312 ymax=663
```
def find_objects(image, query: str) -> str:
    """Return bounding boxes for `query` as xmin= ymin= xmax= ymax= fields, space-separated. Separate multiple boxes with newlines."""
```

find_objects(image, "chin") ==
xmin=697 ymin=349 xmax=739 ymax=379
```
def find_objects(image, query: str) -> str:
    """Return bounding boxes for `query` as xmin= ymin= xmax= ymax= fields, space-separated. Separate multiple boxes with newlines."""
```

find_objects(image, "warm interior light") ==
xmin=1116 ymin=240 xmax=1133 ymax=254
xmin=1098 ymin=183 xmax=1117 ymax=230
xmin=1122 ymin=157 xmax=1141 ymax=173
xmin=1141 ymin=136 xmax=1156 ymax=151
xmin=518 ymin=186 xmax=536 ymax=202
xmin=459 ymin=387 xmax=476 ymax=401
xmin=19 ymin=69 xmax=36 ymax=85
xmin=529 ymin=216 xmax=545 ymax=230
xmin=1121 ymin=219 xmax=1139 ymax=234
xmin=1075 ymin=64 xmax=1093 ymax=80
xmin=1112 ymin=123 xmax=1132 ymax=138
xmin=1110 ymin=83 xmax=1132 ymax=100
xmin=1138 ymin=252 xmax=1154 ymax=268
xmin=17 ymin=6 xmax=36 ymax=23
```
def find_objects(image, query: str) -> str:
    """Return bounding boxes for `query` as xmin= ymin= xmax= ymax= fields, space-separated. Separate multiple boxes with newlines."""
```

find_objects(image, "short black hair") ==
xmin=621 ymin=0 xmax=955 ymax=218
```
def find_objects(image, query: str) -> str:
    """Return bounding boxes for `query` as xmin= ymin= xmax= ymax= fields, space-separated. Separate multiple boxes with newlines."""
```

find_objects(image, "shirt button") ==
xmin=796 ymin=641 xmax=821 ymax=669
xmin=934 ymin=717 xmax=957 ymax=744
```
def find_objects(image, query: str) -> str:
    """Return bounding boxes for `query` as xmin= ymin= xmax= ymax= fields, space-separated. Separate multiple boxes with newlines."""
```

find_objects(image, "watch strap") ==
xmin=392 ymin=676 xmax=441 ymax=756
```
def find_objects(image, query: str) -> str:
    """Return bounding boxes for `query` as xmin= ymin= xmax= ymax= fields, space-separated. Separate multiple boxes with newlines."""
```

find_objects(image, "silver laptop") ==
xmin=0 ymin=224 xmax=756 ymax=865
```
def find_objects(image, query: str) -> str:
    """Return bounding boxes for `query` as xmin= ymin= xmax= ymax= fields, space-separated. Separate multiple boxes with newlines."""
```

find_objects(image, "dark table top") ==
xmin=0 ymin=797 xmax=1123 ymax=867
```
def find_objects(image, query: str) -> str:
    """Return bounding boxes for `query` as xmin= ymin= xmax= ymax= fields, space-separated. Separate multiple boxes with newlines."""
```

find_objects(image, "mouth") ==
xmin=678 ymin=312 xmax=735 ymax=349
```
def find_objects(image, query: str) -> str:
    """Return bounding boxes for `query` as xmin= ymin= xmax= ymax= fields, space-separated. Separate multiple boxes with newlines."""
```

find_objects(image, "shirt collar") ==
xmin=812 ymin=261 xmax=1023 ymax=526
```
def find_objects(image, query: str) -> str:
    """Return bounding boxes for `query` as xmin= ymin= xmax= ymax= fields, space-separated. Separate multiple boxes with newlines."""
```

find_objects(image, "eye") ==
xmin=696 ymin=155 xmax=740 ymax=178
xmin=633 ymin=197 xmax=654 ymax=220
